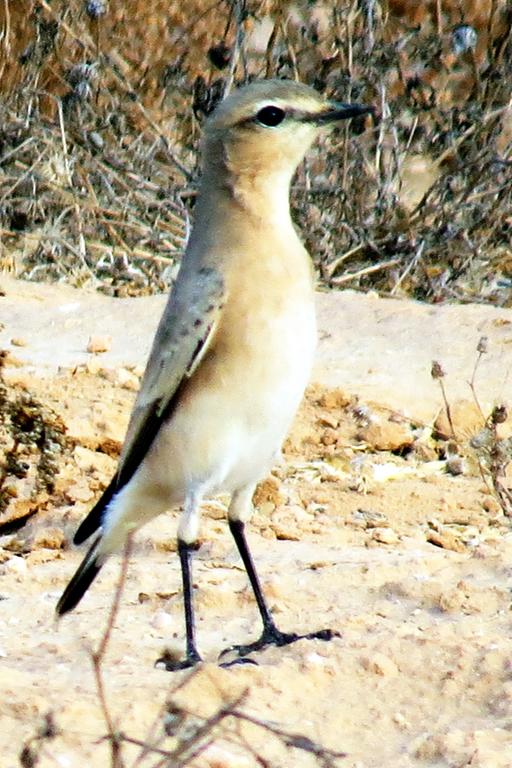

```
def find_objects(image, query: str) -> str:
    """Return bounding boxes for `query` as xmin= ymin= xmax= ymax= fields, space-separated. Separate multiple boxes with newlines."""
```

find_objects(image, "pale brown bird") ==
xmin=56 ymin=79 xmax=372 ymax=669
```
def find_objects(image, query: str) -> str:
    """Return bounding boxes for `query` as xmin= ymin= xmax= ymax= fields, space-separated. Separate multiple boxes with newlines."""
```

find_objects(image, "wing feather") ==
xmin=73 ymin=264 xmax=225 ymax=545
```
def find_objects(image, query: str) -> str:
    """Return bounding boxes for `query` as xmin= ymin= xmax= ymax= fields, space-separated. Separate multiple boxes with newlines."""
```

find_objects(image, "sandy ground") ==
xmin=1 ymin=277 xmax=512 ymax=767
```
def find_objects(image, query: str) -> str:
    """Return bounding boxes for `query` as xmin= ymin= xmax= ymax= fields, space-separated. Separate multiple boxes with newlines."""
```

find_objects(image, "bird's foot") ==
xmin=155 ymin=647 xmax=202 ymax=672
xmin=219 ymin=625 xmax=339 ymax=667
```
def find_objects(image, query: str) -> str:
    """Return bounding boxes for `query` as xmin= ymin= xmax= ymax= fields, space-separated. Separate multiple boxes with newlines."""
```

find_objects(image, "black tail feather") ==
xmin=73 ymin=477 xmax=117 ymax=545
xmin=56 ymin=536 xmax=103 ymax=615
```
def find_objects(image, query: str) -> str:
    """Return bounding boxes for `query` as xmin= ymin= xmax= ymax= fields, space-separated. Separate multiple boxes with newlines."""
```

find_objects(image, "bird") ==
xmin=56 ymin=78 xmax=372 ymax=669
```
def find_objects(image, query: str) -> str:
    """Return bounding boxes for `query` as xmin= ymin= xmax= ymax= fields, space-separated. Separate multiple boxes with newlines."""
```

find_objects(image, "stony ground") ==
xmin=1 ymin=277 xmax=512 ymax=767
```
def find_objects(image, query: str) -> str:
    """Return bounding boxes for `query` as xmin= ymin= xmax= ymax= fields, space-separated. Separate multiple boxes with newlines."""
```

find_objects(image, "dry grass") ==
xmin=0 ymin=0 xmax=511 ymax=301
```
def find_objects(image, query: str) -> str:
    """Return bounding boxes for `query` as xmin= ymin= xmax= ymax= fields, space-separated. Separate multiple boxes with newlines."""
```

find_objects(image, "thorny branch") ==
xmin=91 ymin=534 xmax=133 ymax=768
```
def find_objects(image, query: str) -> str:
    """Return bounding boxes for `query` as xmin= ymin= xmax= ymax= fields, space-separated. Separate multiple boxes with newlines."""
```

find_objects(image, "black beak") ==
xmin=304 ymin=102 xmax=374 ymax=125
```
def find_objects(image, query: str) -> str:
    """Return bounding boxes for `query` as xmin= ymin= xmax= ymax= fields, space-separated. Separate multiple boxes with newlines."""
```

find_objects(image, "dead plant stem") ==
xmin=91 ymin=534 xmax=133 ymax=768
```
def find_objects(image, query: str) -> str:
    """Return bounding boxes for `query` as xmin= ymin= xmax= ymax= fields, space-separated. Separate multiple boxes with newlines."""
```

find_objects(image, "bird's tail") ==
xmin=56 ymin=535 xmax=104 ymax=615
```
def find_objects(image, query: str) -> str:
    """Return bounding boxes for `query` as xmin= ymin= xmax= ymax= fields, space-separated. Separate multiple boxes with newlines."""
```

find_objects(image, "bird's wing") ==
xmin=119 ymin=264 xmax=225 ymax=482
xmin=73 ymin=264 xmax=225 ymax=544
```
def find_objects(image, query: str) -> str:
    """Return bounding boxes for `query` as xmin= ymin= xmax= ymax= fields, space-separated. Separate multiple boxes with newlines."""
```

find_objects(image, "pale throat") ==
xmin=225 ymin=167 xmax=296 ymax=228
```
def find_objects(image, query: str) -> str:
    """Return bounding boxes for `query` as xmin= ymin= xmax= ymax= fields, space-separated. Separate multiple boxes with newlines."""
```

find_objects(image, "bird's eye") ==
xmin=255 ymin=105 xmax=286 ymax=127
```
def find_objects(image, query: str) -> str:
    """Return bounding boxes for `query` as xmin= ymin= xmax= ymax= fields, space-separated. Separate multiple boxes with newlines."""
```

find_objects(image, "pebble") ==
xmin=33 ymin=527 xmax=65 ymax=550
xmin=481 ymin=496 xmax=501 ymax=515
xmin=53 ymin=753 xmax=73 ymax=768
xmin=271 ymin=521 xmax=301 ymax=541
xmin=253 ymin=477 xmax=284 ymax=508
xmin=115 ymin=367 xmax=140 ymax=391
xmin=361 ymin=652 xmax=398 ymax=677
xmin=357 ymin=419 xmax=414 ymax=451
xmin=1 ymin=555 xmax=27 ymax=577
xmin=392 ymin=711 xmax=410 ymax=729
xmin=73 ymin=445 xmax=115 ymax=474
xmin=86 ymin=334 xmax=112 ymax=353
xmin=371 ymin=527 xmax=399 ymax=545
xmin=65 ymin=482 xmax=95 ymax=503
xmin=317 ymin=388 xmax=350 ymax=409
xmin=150 ymin=610 xmax=174 ymax=631
xmin=257 ymin=501 xmax=275 ymax=516
xmin=434 ymin=399 xmax=485 ymax=439
xmin=427 ymin=529 xmax=466 ymax=553
xmin=85 ymin=358 xmax=102 ymax=375
xmin=412 ymin=733 xmax=441 ymax=760
xmin=318 ymin=412 xmax=339 ymax=429
xmin=446 ymin=455 xmax=466 ymax=476
xmin=201 ymin=744 xmax=253 ymax=768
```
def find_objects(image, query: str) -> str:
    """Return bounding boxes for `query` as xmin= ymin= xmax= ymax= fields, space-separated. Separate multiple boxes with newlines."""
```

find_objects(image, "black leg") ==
xmin=156 ymin=539 xmax=202 ymax=671
xmin=219 ymin=519 xmax=337 ymax=664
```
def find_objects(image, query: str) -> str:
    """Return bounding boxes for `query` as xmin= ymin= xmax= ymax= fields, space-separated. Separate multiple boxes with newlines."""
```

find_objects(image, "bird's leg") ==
xmin=220 ymin=489 xmax=338 ymax=664
xmin=157 ymin=491 xmax=203 ymax=671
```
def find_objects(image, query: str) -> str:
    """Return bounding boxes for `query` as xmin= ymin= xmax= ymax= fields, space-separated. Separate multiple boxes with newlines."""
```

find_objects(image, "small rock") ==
xmin=64 ymin=481 xmax=95 ymax=504
xmin=361 ymin=652 xmax=398 ymax=676
xmin=271 ymin=521 xmax=301 ymax=541
xmin=154 ymin=538 xmax=178 ymax=553
xmin=318 ymin=412 xmax=339 ymax=429
xmin=115 ymin=367 xmax=140 ymax=391
xmin=10 ymin=337 xmax=27 ymax=347
xmin=412 ymin=733 xmax=441 ymax=760
xmin=320 ymin=428 xmax=337 ymax=446
xmin=26 ymin=550 xmax=63 ymax=566
xmin=85 ymin=358 xmax=102 ymax=375
xmin=352 ymin=508 xmax=388 ymax=529
xmin=73 ymin=445 xmax=115 ymax=474
xmin=427 ymin=529 xmax=466 ymax=553
xmin=127 ymin=364 xmax=145 ymax=378
xmin=357 ymin=419 xmax=414 ymax=452
xmin=33 ymin=527 xmax=65 ymax=550
xmin=392 ymin=711 xmax=410 ymax=729
xmin=1 ymin=555 xmax=27 ymax=577
xmin=253 ymin=477 xmax=284 ymax=509
xmin=434 ymin=400 xmax=484 ymax=440
xmin=446 ymin=455 xmax=466 ymax=475
xmin=202 ymin=743 xmax=253 ymax=768
xmin=151 ymin=610 xmax=173 ymax=631
xmin=482 ymin=496 xmax=501 ymax=515
xmin=437 ymin=588 xmax=465 ymax=612
xmin=258 ymin=501 xmax=276 ymax=516
xmin=412 ymin=441 xmax=438 ymax=462
xmin=317 ymin=388 xmax=350 ymax=409
xmin=86 ymin=334 xmax=112 ymax=353
xmin=371 ymin=527 xmax=399 ymax=545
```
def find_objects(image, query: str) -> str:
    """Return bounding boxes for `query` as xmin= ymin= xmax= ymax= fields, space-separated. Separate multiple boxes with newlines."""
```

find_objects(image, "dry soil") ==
xmin=1 ymin=277 xmax=512 ymax=768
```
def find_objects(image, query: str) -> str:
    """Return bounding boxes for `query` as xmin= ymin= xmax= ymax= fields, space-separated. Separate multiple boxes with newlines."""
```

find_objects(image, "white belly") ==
xmin=152 ymin=292 xmax=317 ymax=497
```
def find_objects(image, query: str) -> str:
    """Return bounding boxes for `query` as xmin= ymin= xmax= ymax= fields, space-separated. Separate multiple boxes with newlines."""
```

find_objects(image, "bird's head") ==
xmin=203 ymin=79 xmax=373 ymax=181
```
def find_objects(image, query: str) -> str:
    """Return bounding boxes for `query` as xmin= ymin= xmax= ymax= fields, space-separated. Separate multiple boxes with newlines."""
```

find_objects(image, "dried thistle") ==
xmin=491 ymin=404 xmax=508 ymax=425
xmin=431 ymin=360 xmax=445 ymax=380
xmin=85 ymin=0 xmax=106 ymax=19
xmin=477 ymin=336 xmax=489 ymax=354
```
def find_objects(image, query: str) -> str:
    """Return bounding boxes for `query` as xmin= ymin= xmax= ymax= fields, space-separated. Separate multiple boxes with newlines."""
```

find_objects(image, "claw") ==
xmin=220 ymin=656 xmax=259 ymax=669
xmin=219 ymin=626 xmax=339 ymax=663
